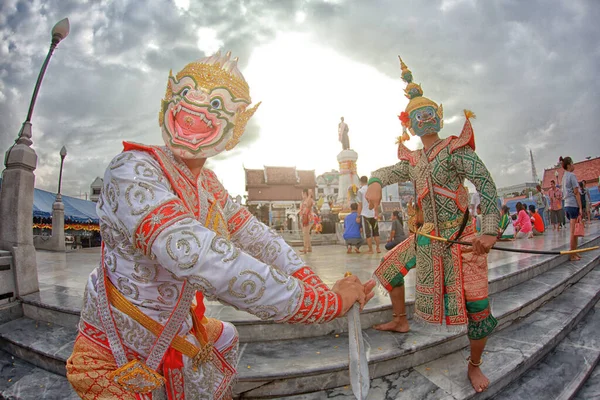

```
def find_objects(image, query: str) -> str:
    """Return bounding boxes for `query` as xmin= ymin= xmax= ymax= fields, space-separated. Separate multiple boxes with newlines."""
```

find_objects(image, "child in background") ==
xmin=475 ymin=204 xmax=483 ymax=233
xmin=514 ymin=202 xmax=533 ymax=239
xmin=528 ymin=204 xmax=545 ymax=236
xmin=498 ymin=205 xmax=515 ymax=240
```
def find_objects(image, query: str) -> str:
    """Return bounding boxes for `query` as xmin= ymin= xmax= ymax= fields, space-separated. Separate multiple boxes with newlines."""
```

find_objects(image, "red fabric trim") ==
xmin=227 ymin=207 xmax=253 ymax=236
xmin=292 ymin=266 xmax=329 ymax=292
xmin=80 ymin=321 xmax=141 ymax=361
xmin=163 ymin=348 xmax=185 ymax=400
xmin=134 ymin=199 xmax=191 ymax=256
xmin=201 ymin=169 xmax=228 ymax=208
xmin=468 ymin=307 xmax=490 ymax=322
xmin=426 ymin=137 xmax=453 ymax=161
xmin=397 ymin=142 xmax=419 ymax=166
xmin=449 ymin=118 xmax=476 ymax=154
xmin=286 ymin=282 xmax=341 ymax=324
xmin=445 ymin=238 xmax=468 ymax=326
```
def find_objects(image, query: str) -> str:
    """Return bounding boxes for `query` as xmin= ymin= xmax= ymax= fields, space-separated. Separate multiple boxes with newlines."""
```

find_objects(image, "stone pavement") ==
xmin=34 ymin=224 xmax=598 ymax=318
xmin=1 ymin=221 xmax=599 ymax=399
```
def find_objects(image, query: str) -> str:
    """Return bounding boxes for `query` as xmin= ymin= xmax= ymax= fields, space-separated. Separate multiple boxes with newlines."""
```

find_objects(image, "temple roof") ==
xmin=245 ymin=167 xmax=316 ymax=188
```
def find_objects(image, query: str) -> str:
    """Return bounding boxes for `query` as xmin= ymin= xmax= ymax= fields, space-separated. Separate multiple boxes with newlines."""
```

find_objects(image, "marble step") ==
xmin=575 ymin=360 xmax=600 ymax=400
xmin=4 ymin=242 xmax=595 ymax=395
xmin=0 ymin=348 xmax=78 ymax=400
xmin=0 ymin=319 xmax=76 ymax=376
xmin=19 ymin=234 xmax=600 ymax=343
xmin=492 ymin=301 xmax=600 ymax=400
xmin=235 ymin=251 xmax=600 ymax=398
xmin=408 ymin=267 xmax=600 ymax=400
xmin=279 ymin=266 xmax=600 ymax=400
xmin=0 ymin=250 xmax=598 ymax=398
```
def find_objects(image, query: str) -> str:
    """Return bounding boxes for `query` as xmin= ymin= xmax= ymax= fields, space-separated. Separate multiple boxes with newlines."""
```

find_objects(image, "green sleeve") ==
xmin=371 ymin=161 xmax=410 ymax=187
xmin=451 ymin=146 xmax=500 ymax=236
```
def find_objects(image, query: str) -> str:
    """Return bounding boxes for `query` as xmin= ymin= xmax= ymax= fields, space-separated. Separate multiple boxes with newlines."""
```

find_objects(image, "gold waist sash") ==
xmin=106 ymin=279 xmax=213 ymax=367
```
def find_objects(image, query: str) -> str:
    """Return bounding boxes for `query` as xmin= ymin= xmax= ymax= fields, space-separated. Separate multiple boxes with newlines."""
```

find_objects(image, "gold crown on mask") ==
xmin=399 ymin=56 xmax=442 ymax=117
xmin=165 ymin=50 xmax=251 ymax=103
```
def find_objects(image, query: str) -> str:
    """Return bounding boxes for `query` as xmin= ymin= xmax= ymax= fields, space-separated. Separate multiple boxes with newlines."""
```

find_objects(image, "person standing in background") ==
xmin=560 ymin=156 xmax=583 ymax=261
xmin=534 ymin=185 xmax=547 ymax=229
xmin=579 ymin=181 xmax=591 ymax=225
xmin=300 ymin=188 xmax=314 ymax=254
xmin=548 ymin=180 xmax=563 ymax=231
xmin=357 ymin=175 xmax=381 ymax=253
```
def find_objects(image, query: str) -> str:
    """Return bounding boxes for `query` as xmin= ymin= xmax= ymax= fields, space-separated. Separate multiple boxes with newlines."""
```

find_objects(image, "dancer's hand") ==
xmin=366 ymin=182 xmax=382 ymax=211
xmin=472 ymin=235 xmax=496 ymax=255
xmin=333 ymin=276 xmax=376 ymax=314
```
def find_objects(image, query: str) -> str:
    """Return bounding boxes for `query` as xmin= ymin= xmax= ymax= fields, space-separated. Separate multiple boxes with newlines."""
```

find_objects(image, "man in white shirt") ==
xmin=357 ymin=175 xmax=381 ymax=253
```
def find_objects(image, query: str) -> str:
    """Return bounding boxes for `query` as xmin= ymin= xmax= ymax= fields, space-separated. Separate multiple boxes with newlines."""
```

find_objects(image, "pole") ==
xmin=26 ymin=38 xmax=62 ymax=123
xmin=57 ymin=155 xmax=65 ymax=194
xmin=416 ymin=230 xmax=598 ymax=256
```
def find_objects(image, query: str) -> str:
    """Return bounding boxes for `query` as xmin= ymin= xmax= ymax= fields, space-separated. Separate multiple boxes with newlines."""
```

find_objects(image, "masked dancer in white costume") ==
xmin=66 ymin=51 xmax=375 ymax=400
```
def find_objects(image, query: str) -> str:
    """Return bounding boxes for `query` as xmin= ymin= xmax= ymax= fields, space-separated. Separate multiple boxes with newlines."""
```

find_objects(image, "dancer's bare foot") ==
xmin=468 ymin=362 xmax=490 ymax=393
xmin=354 ymin=248 xmax=361 ymax=254
xmin=376 ymin=247 xmax=381 ymax=253
xmin=373 ymin=316 xmax=410 ymax=333
xmin=347 ymin=248 xmax=352 ymax=254
xmin=570 ymin=254 xmax=582 ymax=261
xmin=366 ymin=249 xmax=374 ymax=254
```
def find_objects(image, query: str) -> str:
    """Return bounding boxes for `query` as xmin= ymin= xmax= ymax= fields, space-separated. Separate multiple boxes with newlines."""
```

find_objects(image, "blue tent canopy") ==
xmin=0 ymin=178 xmax=98 ymax=224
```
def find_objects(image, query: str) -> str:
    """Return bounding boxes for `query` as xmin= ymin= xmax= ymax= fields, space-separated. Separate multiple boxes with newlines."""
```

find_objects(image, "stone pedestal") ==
xmin=335 ymin=149 xmax=360 ymax=210
xmin=0 ymin=122 xmax=40 ymax=296
xmin=33 ymin=197 xmax=66 ymax=252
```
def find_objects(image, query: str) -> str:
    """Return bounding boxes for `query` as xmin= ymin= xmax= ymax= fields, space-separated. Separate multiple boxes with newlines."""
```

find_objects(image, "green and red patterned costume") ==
xmin=372 ymin=115 xmax=500 ymax=339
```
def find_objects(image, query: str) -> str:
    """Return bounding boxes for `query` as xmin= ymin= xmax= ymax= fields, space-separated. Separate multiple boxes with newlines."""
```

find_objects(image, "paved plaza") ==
xmin=34 ymin=223 xmax=600 ymax=322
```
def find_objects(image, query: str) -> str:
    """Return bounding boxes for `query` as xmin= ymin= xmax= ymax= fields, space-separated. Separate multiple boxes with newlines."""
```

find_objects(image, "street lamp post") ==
xmin=0 ymin=18 xmax=70 ymax=295
xmin=57 ymin=146 xmax=67 ymax=197
xmin=49 ymin=145 xmax=68 ymax=252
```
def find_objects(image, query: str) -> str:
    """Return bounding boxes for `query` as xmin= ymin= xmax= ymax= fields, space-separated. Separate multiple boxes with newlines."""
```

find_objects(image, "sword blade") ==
xmin=348 ymin=303 xmax=369 ymax=400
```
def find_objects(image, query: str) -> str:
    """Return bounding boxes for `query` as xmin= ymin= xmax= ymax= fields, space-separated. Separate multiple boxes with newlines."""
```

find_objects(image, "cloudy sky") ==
xmin=1 ymin=0 xmax=598 ymax=199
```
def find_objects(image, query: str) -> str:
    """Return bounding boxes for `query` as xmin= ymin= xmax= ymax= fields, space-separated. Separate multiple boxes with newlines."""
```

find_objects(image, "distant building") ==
xmin=90 ymin=177 xmax=103 ymax=202
xmin=542 ymin=157 xmax=600 ymax=190
xmin=315 ymin=170 xmax=339 ymax=204
xmin=245 ymin=166 xmax=316 ymax=229
xmin=496 ymin=182 xmax=538 ymax=197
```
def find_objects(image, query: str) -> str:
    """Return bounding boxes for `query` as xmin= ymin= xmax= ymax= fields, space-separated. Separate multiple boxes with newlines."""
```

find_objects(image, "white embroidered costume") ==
xmin=66 ymin=51 xmax=341 ymax=400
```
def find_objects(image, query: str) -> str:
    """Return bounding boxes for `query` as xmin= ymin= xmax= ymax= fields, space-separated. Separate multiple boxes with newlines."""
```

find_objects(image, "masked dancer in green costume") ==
xmin=366 ymin=57 xmax=500 ymax=393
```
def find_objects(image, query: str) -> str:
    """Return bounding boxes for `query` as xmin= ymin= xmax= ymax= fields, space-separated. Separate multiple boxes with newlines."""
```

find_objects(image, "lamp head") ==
xmin=52 ymin=18 xmax=70 ymax=43
xmin=60 ymin=146 xmax=67 ymax=158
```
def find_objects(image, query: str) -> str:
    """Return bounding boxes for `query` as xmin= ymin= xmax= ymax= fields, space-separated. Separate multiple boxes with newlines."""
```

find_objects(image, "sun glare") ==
xmin=211 ymin=32 xmax=410 ymax=196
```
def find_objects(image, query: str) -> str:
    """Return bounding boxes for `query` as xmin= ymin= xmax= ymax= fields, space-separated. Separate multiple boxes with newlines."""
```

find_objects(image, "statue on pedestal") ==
xmin=338 ymin=116 xmax=350 ymax=150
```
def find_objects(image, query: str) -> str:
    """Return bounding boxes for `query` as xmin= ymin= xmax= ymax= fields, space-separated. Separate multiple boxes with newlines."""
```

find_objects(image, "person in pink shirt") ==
xmin=514 ymin=202 xmax=533 ymax=239
xmin=548 ymin=180 xmax=564 ymax=231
